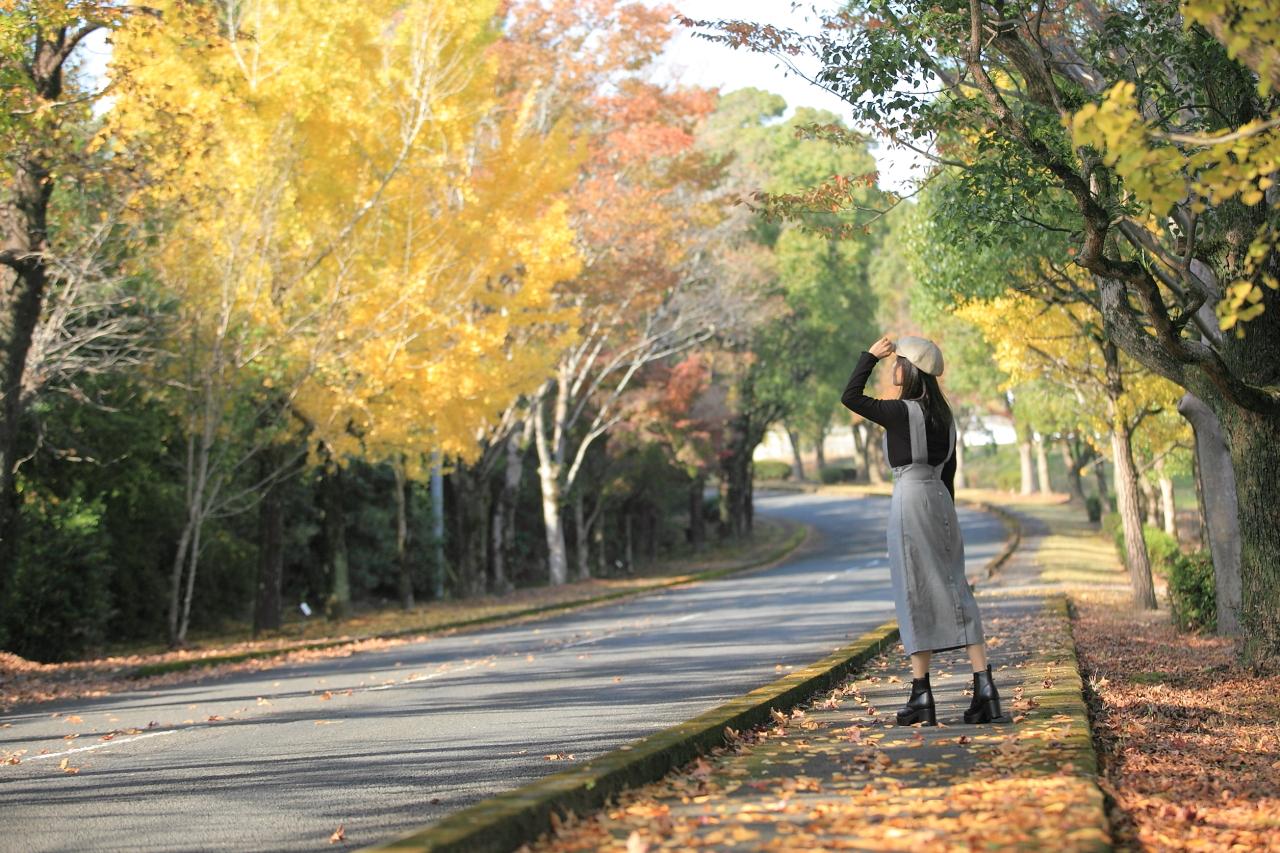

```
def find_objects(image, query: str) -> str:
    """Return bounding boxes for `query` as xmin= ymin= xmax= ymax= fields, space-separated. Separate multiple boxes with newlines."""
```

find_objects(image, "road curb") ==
xmin=1026 ymin=592 xmax=1113 ymax=851
xmin=366 ymin=620 xmax=900 ymax=853
xmin=127 ymin=522 xmax=812 ymax=681
xmin=366 ymin=493 xmax=1023 ymax=852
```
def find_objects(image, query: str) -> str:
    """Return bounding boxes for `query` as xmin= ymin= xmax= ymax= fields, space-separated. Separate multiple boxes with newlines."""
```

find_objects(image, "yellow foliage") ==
xmin=1068 ymin=0 xmax=1280 ymax=335
xmin=105 ymin=0 xmax=583 ymax=468
xmin=956 ymin=293 xmax=1189 ymax=455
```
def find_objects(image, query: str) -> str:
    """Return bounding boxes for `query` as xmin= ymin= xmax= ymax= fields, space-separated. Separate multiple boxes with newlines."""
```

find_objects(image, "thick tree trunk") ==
xmin=532 ymin=389 xmax=569 ymax=585
xmin=812 ymin=427 xmax=827 ymax=473
xmin=1109 ymin=414 xmax=1157 ymax=610
xmin=1059 ymin=438 xmax=1087 ymax=505
xmin=954 ymin=422 xmax=967 ymax=490
xmin=719 ymin=416 xmax=754 ymax=538
xmin=393 ymin=458 xmax=414 ymax=610
xmin=253 ymin=462 xmax=285 ymax=636
xmin=321 ymin=460 xmax=350 ymax=620
xmin=1217 ymin=404 xmax=1280 ymax=658
xmin=0 ymin=33 xmax=85 ymax=589
xmin=785 ymin=423 xmax=806 ymax=482
xmin=1034 ymin=433 xmax=1052 ymax=494
xmin=688 ymin=472 xmax=706 ymax=551
xmin=1178 ymin=393 xmax=1243 ymax=636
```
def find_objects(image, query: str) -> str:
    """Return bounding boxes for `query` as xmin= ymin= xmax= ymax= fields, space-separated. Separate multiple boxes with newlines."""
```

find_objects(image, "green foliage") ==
xmin=753 ymin=460 xmax=792 ymax=481
xmin=1 ymin=485 xmax=113 ymax=662
xmin=1169 ymin=551 xmax=1216 ymax=633
xmin=1103 ymin=512 xmax=1184 ymax=578
xmin=1085 ymin=495 xmax=1102 ymax=523
xmin=819 ymin=465 xmax=853 ymax=484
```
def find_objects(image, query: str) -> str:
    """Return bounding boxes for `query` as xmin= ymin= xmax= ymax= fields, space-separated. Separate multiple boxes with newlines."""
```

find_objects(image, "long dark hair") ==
xmin=897 ymin=355 xmax=952 ymax=436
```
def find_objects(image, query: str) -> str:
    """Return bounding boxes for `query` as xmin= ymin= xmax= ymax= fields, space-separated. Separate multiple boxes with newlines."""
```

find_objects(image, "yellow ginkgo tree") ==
xmin=957 ymin=292 xmax=1191 ymax=610
xmin=105 ymin=0 xmax=582 ymax=642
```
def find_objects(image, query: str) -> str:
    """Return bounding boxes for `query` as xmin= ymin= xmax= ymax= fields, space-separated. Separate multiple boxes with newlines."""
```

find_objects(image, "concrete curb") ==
xmin=1026 ymin=593 xmax=1112 ymax=851
xmin=366 ymin=621 xmax=900 ymax=853
xmin=128 ymin=522 xmax=811 ymax=680
xmin=366 ymin=494 xmax=1023 ymax=853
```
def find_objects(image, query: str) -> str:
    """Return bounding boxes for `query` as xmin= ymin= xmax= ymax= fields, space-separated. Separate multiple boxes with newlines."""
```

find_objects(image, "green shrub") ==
xmin=1 ymin=487 xmax=113 ymax=662
xmin=1144 ymin=528 xmax=1182 ymax=578
xmin=753 ymin=460 xmax=792 ymax=481
xmin=1168 ymin=551 xmax=1216 ymax=633
xmin=819 ymin=465 xmax=853 ymax=484
xmin=1101 ymin=513 xmax=1183 ymax=578
xmin=1085 ymin=495 xmax=1102 ymax=522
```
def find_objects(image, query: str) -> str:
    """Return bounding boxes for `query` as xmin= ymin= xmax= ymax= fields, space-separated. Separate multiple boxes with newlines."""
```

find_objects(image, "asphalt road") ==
xmin=0 ymin=489 xmax=1005 ymax=852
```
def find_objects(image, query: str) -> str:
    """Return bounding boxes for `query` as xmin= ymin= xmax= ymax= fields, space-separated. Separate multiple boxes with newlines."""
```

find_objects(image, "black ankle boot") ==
xmin=963 ymin=664 xmax=1003 ymax=723
xmin=896 ymin=674 xmax=937 ymax=726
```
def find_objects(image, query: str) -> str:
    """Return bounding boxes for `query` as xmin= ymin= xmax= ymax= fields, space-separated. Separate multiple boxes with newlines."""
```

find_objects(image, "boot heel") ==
xmin=963 ymin=698 xmax=1002 ymax=724
xmin=896 ymin=705 xmax=937 ymax=726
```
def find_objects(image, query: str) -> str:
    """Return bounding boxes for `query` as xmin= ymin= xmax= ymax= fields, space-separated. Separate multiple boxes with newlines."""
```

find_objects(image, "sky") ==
xmin=657 ymin=0 xmax=928 ymax=193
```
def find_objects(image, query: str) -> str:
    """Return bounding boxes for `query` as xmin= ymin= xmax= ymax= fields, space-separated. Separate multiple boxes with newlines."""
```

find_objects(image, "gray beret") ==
xmin=895 ymin=336 xmax=944 ymax=376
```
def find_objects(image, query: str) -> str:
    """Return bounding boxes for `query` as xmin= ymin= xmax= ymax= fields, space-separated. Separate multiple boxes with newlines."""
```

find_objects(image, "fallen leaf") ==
xmin=329 ymin=823 xmax=345 ymax=844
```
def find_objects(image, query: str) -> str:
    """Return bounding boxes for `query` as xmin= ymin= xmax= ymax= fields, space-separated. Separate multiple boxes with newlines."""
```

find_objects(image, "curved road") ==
xmin=0 ymin=490 xmax=1004 ymax=852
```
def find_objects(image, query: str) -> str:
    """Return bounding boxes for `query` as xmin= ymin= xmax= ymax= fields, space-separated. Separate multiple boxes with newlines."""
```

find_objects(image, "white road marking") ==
xmin=819 ymin=573 xmax=839 ymax=583
xmin=24 ymin=730 xmax=179 ymax=762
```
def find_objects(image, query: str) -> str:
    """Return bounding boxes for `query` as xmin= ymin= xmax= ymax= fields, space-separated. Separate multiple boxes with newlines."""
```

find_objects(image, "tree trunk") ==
xmin=448 ymin=464 xmax=491 ymax=597
xmin=785 ymin=423 xmax=806 ymax=482
xmin=1016 ymin=422 xmax=1036 ymax=495
xmin=393 ymin=458 xmax=414 ymax=610
xmin=1191 ymin=442 xmax=1210 ymax=552
xmin=1092 ymin=455 xmax=1110 ymax=509
xmin=719 ymin=416 xmax=754 ymax=538
xmin=253 ymin=463 xmax=285 ymax=636
xmin=0 ymin=33 xmax=82 ymax=588
xmin=1178 ymin=393 xmax=1243 ymax=635
xmin=954 ymin=420 xmax=967 ymax=490
xmin=1034 ymin=433 xmax=1052 ymax=495
xmin=624 ymin=512 xmax=634 ymax=572
xmin=1158 ymin=472 xmax=1177 ymax=539
xmin=593 ymin=510 xmax=606 ymax=576
xmin=646 ymin=508 xmax=658 ymax=563
xmin=430 ymin=454 xmax=445 ymax=599
xmin=812 ymin=426 xmax=826 ymax=474
xmin=492 ymin=418 xmax=531 ymax=595
xmin=1216 ymin=402 xmax=1280 ymax=657
xmin=532 ymin=388 xmax=569 ymax=585
xmin=866 ymin=426 xmax=886 ymax=484
xmin=849 ymin=422 xmax=869 ymax=483
xmin=574 ymin=491 xmax=590 ymax=581
xmin=688 ymin=472 xmax=706 ymax=551
xmin=321 ymin=459 xmax=350 ymax=620
xmin=1060 ymin=437 xmax=1087 ymax=504
xmin=1138 ymin=474 xmax=1160 ymax=529
xmin=1111 ymin=424 xmax=1156 ymax=609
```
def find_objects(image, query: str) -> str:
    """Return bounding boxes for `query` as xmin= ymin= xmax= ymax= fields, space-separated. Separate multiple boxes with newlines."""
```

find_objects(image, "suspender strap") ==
xmin=905 ymin=401 xmax=928 ymax=465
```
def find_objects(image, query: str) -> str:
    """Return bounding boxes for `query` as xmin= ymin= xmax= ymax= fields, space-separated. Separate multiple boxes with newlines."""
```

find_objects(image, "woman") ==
xmin=840 ymin=334 xmax=1003 ymax=726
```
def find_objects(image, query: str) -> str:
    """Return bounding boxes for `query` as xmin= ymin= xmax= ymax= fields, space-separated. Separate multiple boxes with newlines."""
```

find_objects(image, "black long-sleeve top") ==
xmin=840 ymin=351 xmax=957 ymax=499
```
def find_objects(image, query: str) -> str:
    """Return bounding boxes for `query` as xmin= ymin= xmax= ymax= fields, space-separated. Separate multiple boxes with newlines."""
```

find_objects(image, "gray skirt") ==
xmin=884 ymin=401 xmax=985 ymax=655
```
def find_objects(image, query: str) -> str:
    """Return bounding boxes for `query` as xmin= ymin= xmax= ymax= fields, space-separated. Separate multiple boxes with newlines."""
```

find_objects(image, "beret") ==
xmin=895 ymin=335 xmax=944 ymax=376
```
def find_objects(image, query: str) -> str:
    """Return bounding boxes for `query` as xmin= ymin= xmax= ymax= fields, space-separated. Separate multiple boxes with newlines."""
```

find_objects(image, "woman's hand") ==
xmin=868 ymin=335 xmax=895 ymax=360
